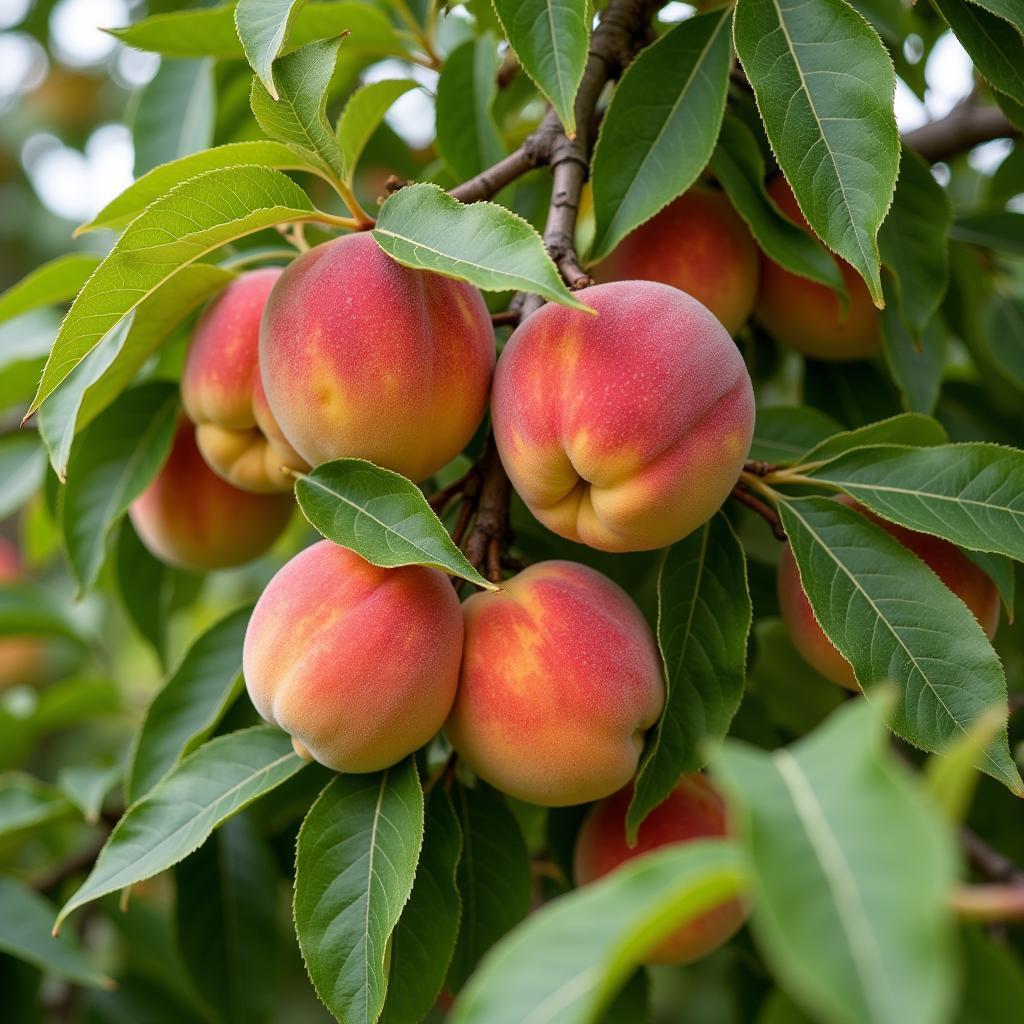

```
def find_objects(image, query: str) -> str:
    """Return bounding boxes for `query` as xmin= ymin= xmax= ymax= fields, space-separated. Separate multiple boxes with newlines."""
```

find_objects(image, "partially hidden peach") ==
xmin=0 ymin=538 xmax=43 ymax=687
xmin=594 ymin=186 xmax=759 ymax=334
xmin=182 ymin=269 xmax=307 ymax=493
xmin=129 ymin=420 xmax=293 ymax=571
xmin=574 ymin=775 xmax=745 ymax=964
xmin=259 ymin=233 xmax=495 ymax=482
xmin=243 ymin=541 xmax=463 ymax=772
xmin=445 ymin=561 xmax=665 ymax=806
xmin=778 ymin=496 xmax=1001 ymax=690
xmin=492 ymin=281 xmax=755 ymax=552
xmin=755 ymin=177 xmax=881 ymax=361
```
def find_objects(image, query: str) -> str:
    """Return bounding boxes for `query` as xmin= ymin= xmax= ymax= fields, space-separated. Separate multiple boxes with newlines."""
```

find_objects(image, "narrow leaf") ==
xmin=114 ymin=517 xmax=178 ymax=666
xmin=881 ymin=306 xmax=946 ymax=415
xmin=58 ymin=764 xmax=121 ymax=824
xmin=933 ymin=0 xmax=1024 ymax=105
xmin=235 ymin=0 xmax=307 ymax=99
xmin=0 ymin=434 xmax=47 ymax=520
xmin=750 ymin=407 xmax=842 ymax=465
xmin=0 ymin=583 xmax=87 ymax=645
xmin=337 ymin=79 xmax=418 ymax=186
xmin=799 ymin=414 xmax=948 ymax=467
xmin=0 ymin=254 xmax=100 ymax=326
xmin=0 ymin=775 xmax=73 ymax=839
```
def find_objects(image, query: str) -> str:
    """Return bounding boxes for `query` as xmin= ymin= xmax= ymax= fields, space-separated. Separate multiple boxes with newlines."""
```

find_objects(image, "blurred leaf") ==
xmin=492 ymin=0 xmax=588 ymax=136
xmin=0 ymin=774 xmax=73 ymax=840
xmin=127 ymin=606 xmax=252 ymax=804
xmin=588 ymin=9 xmax=732 ymax=263
xmin=0 ymin=434 xmax=47 ymax=520
xmin=967 ymin=0 xmax=1024 ymax=36
xmin=61 ymin=382 xmax=179 ymax=592
xmin=964 ymin=548 xmax=1015 ymax=617
xmin=235 ymin=0 xmax=307 ymax=99
xmin=0 ymin=878 xmax=112 ymax=990
xmin=114 ymin=518 xmax=176 ymax=666
xmin=294 ymin=761 xmax=424 ymax=1024
xmin=881 ymin=307 xmax=947 ymax=415
xmin=628 ymin=514 xmax=750 ymax=839
xmin=958 ymin=925 xmax=1024 ymax=1023
xmin=0 ymin=582 xmax=87 ymax=644
xmin=758 ymin=990 xmax=816 ymax=1024
xmin=714 ymin=697 xmax=958 ymax=1024
xmin=734 ymin=0 xmax=899 ymax=305
xmin=373 ymin=183 xmax=592 ymax=309
xmin=451 ymin=841 xmax=744 ymax=1024
xmin=950 ymin=211 xmax=1024 ymax=255
xmin=776 ymin=496 xmax=1021 ymax=792
xmin=933 ymin=0 xmax=1024 ymax=105
xmin=58 ymin=764 xmax=121 ymax=824
xmin=337 ymin=79 xmax=418 ymax=186
xmin=800 ymin=413 xmax=948 ymax=466
xmin=0 ymin=254 xmax=100 ymax=326
xmin=803 ymin=360 xmax=902 ymax=430
xmin=295 ymin=458 xmax=496 ymax=590
xmin=983 ymin=296 xmax=1024 ymax=391
xmin=598 ymin=969 xmax=650 ymax=1024
xmin=750 ymin=407 xmax=842 ymax=465
xmin=56 ymin=727 xmax=305 ymax=931
xmin=987 ymin=144 xmax=1024 ymax=206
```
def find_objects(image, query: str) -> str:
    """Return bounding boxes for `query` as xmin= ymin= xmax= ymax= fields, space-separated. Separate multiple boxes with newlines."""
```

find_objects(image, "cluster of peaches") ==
xmin=118 ymin=179 xmax=997 ymax=965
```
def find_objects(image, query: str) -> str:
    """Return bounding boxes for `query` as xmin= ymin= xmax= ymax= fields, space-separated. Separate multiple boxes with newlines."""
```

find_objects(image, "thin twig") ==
xmin=961 ymin=827 xmax=1024 ymax=886
xmin=731 ymin=483 xmax=787 ymax=541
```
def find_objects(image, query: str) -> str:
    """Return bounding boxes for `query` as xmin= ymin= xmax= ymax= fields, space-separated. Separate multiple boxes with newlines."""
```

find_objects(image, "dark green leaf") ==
xmin=881 ymin=306 xmax=946 ymax=414
xmin=950 ymin=211 xmax=1024 ymax=255
xmin=750 ymin=406 xmax=842 ymax=465
xmin=933 ymin=0 xmax=1024 ymax=105
xmin=964 ymin=549 xmax=1015 ymax=617
xmin=958 ymin=925 xmax=1024 ymax=1023
xmin=799 ymin=414 xmax=948 ymax=466
xmin=984 ymin=296 xmax=1024 ymax=390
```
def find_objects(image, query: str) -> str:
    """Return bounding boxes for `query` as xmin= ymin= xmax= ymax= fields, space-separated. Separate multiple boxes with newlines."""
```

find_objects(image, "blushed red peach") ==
xmin=129 ymin=420 xmax=293 ymax=571
xmin=182 ymin=269 xmax=307 ymax=493
xmin=755 ymin=177 xmax=881 ymax=361
xmin=594 ymin=186 xmax=759 ymax=334
xmin=574 ymin=775 xmax=745 ymax=964
xmin=0 ymin=538 xmax=43 ymax=687
xmin=243 ymin=541 xmax=463 ymax=772
xmin=778 ymin=496 xmax=1001 ymax=690
xmin=445 ymin=561 xmax=665 ymax=806
xmin=259 ymin=233 xmax=495 ymax=482
xmin=492 ymin=281 xmax=755 ymax=552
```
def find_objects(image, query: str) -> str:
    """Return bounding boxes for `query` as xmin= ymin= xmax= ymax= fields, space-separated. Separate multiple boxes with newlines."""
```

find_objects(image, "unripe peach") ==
xmin=445 ymin=561 xmax=665 ymax=806
xmin=259 ymin=233 xmax=495 ymax=482
xmin=129 ymin=420 xmax=293 ymax=571
xmin=755 ymin=177 xmax=880 ymax=361
xmin=778 ymin=496 xmax=1000 ymax=690
xmin=243 ymin=541 xmax=463 ymax=772
xmin=0 ymin=538 xmax=43 ymax=687
xmin=492 ymin=281 xmax=754 ymax=552
xmin=182 ymin=269 xmax=307 ymax=493
xmin=594 ymin=186 xmax=759 ymax=334
xmin=574 ymin=775 xmax=745 ymax=964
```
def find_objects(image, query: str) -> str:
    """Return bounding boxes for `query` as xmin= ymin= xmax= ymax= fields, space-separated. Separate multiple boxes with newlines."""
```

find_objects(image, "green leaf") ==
xmin=175 ymin=813 xmax=280 ymax=1024
xmin=27 ymin=165 xmax=315 ymax=414
xmin=799 ymin=413 xmax=948 ymax=467
xmin=950 ymin=211 xmax=1024 ymax=255
xmin=628 ymin=514 xmax=750 ymax=839
xmin=294 ymin=761 xmax=424 ymax=1024
xmin=0 ymin=878 xmax=112 ymax=989
xmin=373 ymin=183 xmax=592 ymax=310
xmin=380 ymin=788 xmax=462 ymax=1024
xmin=967 ymin=0 xmax=1024 ymax=37
xmin=733 ymin=0 xmax=899 ymax=305
xmin=932 ymin=0 xmax=1024 ymax=105
xmin=881 ymin=306 xmax=946 ymax=415
xmin=55 ymin=726 xmax=305 ymax=932
xmin=491 ymin=0 xmax=589 ymax=136
xmin=235 ymin=0 xmax=308 ymax=99
xmin=776 ymin=496 xmax=1020 ymax=792
xmin=337 ymin=79 xmax=418 ymax=186
xmin=0 ymin=583 xmax=86 ymax=645
xmin=447 ymin=783 xmax=531 ymax=991
xmin=924 ymin=707 xmax=1006 ymax=824
xmin=435 ymin=35 xmax=505 ymax=181
xmin=249 ymin=38 xmax=343 ymax=179
xmin=450 ymin=841 xmax=745 ymax=1024
xmin=588 ymin=9 xmax=732 ymax=264
xmin=58 ymin=764 xmax=121 ymax=824
xmin=711 ymin=115 xmax=846 ymax=296
xmin=805 ymin=443 xmax=1024 ymax=563
xmin=0 ymin=774 xmax=73 ymax=839
xmin=958 ymin=925 xmax=1024 ymax=1023
xmin=114 ymin=518 xmax=178 ymax=666
xmin=984 ymin=296 xmax=1024 ymax=391
xmin=0 ymin=434 xmax=47 ymax=520
xmin=750 ymin=406 xmax=842 ymax=465
xmin=0 ymin=254 xmax=100 ymax=326
xmin=60 ymin=382 xmax=180 ymax=592
xmin=964 ymin=548 xmax=1015 ymax=617
xmin=713 ymin=696 xmax=957 ymax=1024
xmin=294 ymin=458 xmax=497 ymax=590
xmin=127 ymin=607 xmax=252 ymax=804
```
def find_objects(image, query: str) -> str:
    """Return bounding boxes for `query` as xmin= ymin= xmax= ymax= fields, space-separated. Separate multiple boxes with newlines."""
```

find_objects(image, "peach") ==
xmin=243 ymin=540 xmax=463 ymax=772
xmin=129 ymin=420 xmax=293 ymax=571
xmin=182 ymin=269 xmax=308 ymax=493
xmin=594 ymin=186 xmax=759 ymax=334
xmin=445 ymin=561 xmax=665 ymax=806
xmin=755 ymin=177 xmax=881 ymax=361
xmin=259 ymin=233 xmax=495 ymax=482
xmin=0 ymin=538 xmax=43 ymax=687
xmin=574 ymin=775 xmax=745 ymax=964
xmin=778 ymin=496 xmax=1000 ymax=690
xmin=492 ymin=281 xmax=754 ymax=552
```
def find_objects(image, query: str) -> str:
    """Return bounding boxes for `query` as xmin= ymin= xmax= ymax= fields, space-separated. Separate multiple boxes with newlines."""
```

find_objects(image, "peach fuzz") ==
xmin=778 ymin=496 xmax=1000 ymax=691
xmin=574 ymin=775 xmax=745 ymax=964
xmin=129 ymin=420 xmax=293 ymax=572
xmin=182 ymin=269 xmax=307 ymax=493
xmin=492 ymin=281 xmax=755 ymax=552
xmin=445 ymin=561 xmax=664 ymax=806
xmin=0 ymin=537 xmax=43 ymax=687
xmin=243 ymin=541 xmax=463 ymax=772
xmin=755 ymin=177 xmax=881 ymax=361
xmin=259 ymin=232 xmax=495 ymax=482
xmin=594 ymin=186 xmax=759 ymax=334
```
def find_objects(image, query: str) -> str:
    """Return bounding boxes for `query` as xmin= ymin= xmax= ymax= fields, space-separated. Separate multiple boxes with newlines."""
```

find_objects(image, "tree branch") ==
xmin=903 ymin=95 xmax=1019 ymax=162
xmin=961 ymin=827 xmax=1024 ymax=887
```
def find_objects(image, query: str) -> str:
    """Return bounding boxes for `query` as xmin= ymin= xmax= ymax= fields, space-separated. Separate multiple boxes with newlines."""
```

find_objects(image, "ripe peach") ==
xmin=243 ymin=541 xmax=463 ymax=772
xmin=574 ymin=775 xmax=745 ymax=964
xmin=492 ymin=281 xmax=754 ymax=552
xmin=755 ymin=177 xmax=880 ymax=361
xmin=0 ymin=538 xmax=43 ymax=687
xmin=182 ymin=269 xmax=307 ymax=493
xmin=445 ymin=561 xmax=665 ymax=806
xmin=594 ymin=186 xmax=759 ymax=334
xmin=129 ymin=420 xmax=293 ymax=571
xmin=259 ymin=233 xmax=495 ymax=482
xmin=778 ymin=496 xmax=1000 ymax=690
